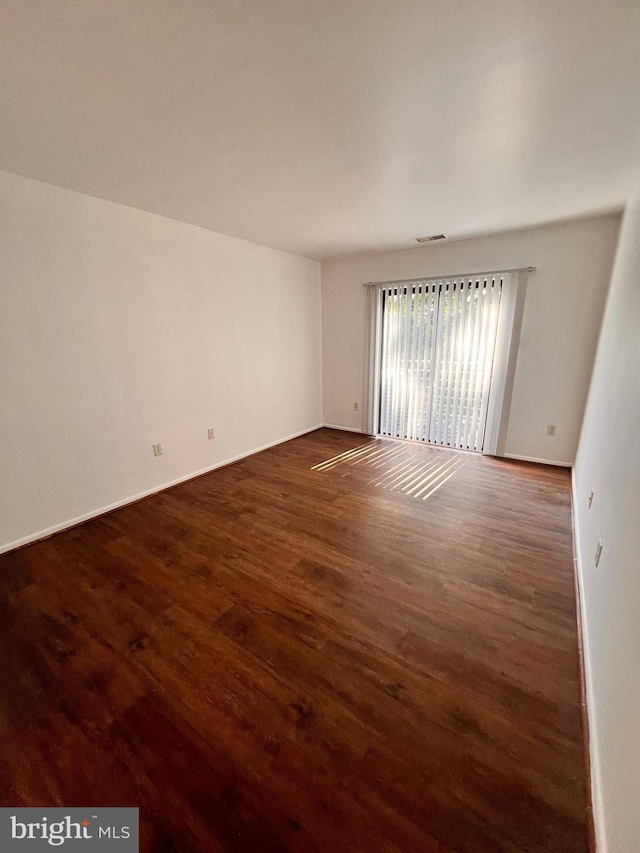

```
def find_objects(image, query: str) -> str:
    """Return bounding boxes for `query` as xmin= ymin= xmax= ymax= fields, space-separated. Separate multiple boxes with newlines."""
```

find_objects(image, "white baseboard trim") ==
xmin=0 ymin=423 xmax=323 ymax=556
xmin=322 ymin=423 xmax=364 ymax=434
xmin=571 ymin=467 xmax=605 ymax=853
xmin=502 ymin=452 xmax=572 ymax=467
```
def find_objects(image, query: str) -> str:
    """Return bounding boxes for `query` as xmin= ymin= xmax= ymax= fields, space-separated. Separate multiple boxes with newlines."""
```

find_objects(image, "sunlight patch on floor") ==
xmin=312 ymin=440 xmax=467 ymax=500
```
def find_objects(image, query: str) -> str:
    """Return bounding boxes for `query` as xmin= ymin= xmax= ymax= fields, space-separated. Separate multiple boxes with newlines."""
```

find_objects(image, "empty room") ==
xmin=0 ymin=1 xmax=638 ymax=851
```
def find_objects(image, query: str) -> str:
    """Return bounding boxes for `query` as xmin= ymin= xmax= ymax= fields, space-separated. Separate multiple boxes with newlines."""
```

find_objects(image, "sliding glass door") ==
xmin=378 ymin=277 xmax=502 ymax=451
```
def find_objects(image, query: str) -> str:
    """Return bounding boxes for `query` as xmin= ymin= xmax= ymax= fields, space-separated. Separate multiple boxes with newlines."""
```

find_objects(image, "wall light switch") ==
xmin=152 ymin=443 xmax=163 ymax=457
xmin=546 ymin=424 xmax=556 ymax=436
xmin=208 ymin=428 xmax=215 ymax=440
xmin=595 ymin=539 xmax=603 ymax=567
xmin=353 ymin=402 xmax=359 ymax=412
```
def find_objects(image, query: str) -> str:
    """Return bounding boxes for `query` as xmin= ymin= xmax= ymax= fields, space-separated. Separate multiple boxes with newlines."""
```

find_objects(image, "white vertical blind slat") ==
xmin=386 ymin=288 xmax=397 ymax=436
xmin=450 ymin=280 xmax=470 ymax=448
xmin=424 ymin=285 xmax=440 ymax=441
xmin=407 ymin=285 xmax=423 ymax=440
xmin=427 ymin=281 xmax=445 ymax=443
xmin=389 ymin=288 xmax=400 ymax=435
xmin=470 ymin=282 xmax=489 ymax=447
xmin=436 ymin=282 xmax=452 ymax=444
xmin=461 ymin=280 xmax=483 ymax=448
xmin=399 ymin=286 xmax=413 ymax=437
xmin=415 ymin=286 xmax=433 ymax=442
xmin=393 ymin=288 xmax=403 ymax=437
xmin=457 ymin=282 xmax=475 ymax=446
xmin=379 ymin=289 xmax=387 ymax=434
xmin=381 ymin=288 xmax=392 ymax=435
xmin=467 ymin=280 xmax=490 ymax=448
xmin=476 ymin=280 xmax=501 ymax=449
xmin=442 ymin=281 xmax=462 ymax=445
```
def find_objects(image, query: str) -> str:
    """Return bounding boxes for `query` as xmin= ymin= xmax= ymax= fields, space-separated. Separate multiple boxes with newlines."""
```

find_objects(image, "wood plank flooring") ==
xmin=0 ymin=428 xmax=588 ymax=852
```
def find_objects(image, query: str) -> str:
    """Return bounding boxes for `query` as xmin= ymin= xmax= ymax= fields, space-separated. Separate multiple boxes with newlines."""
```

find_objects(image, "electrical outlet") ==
xmin=353 ymin=402 xmax=359 ymax=412
xmin=588 ymin=490 xmax=594 ymax=509
xmin=208 ymin=428 xmax=215 ymax=440
xmin=595 ymin=539 xmax=603 ymax=567
xmin=152 ymin=443 xmax=163 ymax=457
xmin=546 ymin=424 xmax=556 ymax=436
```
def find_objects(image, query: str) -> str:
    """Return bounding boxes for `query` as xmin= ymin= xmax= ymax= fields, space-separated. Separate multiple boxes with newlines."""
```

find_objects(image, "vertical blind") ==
xmin=378 ymin=276 xmax=502 ymax=451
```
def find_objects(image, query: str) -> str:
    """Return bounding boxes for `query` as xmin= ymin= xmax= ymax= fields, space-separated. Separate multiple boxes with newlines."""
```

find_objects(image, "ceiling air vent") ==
xmin=415 ymin=234 xmax=446 ymax=243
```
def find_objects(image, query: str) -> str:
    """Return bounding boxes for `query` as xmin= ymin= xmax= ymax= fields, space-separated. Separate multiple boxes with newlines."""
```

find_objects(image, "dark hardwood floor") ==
xmin=0 ymin=428 xmax=588 ymax=852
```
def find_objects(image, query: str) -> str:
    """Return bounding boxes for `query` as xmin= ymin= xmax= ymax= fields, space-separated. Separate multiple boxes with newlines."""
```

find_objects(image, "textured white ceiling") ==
xmin=1 ymin=0 xmax=638 ymax=259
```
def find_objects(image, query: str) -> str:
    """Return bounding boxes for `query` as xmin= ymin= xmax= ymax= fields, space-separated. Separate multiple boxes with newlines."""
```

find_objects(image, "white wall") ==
xmin=0 ymin=171 xmax=322 ymax=552
xmin=573 ymin=182 xmax=640 ymax=853
xmin=322 ymin=214 xmax=620 ymax=464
